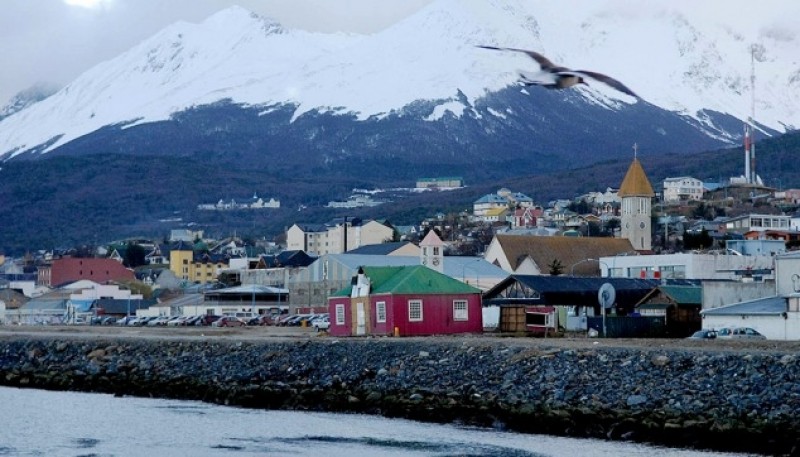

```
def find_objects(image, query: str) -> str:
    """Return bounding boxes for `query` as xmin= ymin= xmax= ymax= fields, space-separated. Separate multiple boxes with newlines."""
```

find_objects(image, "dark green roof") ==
xmin=333 ymin=265 xmax=480 ymax=297
xmin=659 ymin=285 xmax=702 ymax=305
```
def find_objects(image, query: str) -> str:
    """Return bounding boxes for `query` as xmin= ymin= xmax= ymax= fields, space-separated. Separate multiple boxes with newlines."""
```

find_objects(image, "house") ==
xmin=510 ymin=206 xmax=542 ymax=229
xmin=663 ymin=176 xmax=704 ymax=203
xmin=482 ymin=206 xmax=508 ymax=223
xmin=286 ymin=219 xmax=395 ymax=256
xmin=635 ymin=285 xmax=703 ymax=337
xmin=482 ymin=275 xmax=658 ymax=335
xmin=484 ymin=234 xmax=636 ymax=276
xmin=473 ymin=193 xmax=509 ymax=217
xmin=327 ymin=266 xmax=482 ymax=337
xmin=46 ymin=258 xmax=135 ymax=287
xmin=168 ymin=241 xmax=228 ymax=285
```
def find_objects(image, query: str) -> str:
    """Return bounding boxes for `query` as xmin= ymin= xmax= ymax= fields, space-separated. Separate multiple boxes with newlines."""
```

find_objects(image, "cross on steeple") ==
xmin=632 ymin=142 xmax=638 ymax=158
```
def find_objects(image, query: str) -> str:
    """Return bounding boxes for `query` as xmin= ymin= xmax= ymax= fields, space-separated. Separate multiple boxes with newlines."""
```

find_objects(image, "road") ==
xmin=2 ymin=324 xmax=799 ymax=353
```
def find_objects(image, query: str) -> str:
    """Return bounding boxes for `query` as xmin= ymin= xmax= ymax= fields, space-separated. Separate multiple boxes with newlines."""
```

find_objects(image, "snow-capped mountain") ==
xmin=0 ymin=82 xmax=60 ymax=122
xmin=0 ymin=0 xmax=797 ymax=161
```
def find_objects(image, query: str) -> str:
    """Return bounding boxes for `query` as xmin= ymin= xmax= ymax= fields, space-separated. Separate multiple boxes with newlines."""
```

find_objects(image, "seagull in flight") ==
xmin=477 ymin=45 xmax=638 ymax=98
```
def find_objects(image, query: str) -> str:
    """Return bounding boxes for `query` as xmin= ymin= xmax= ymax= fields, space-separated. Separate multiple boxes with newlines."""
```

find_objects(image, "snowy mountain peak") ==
xmin=0 ymin=1 xmax=798 ymax=160
xmin=200 ymin=5 xmax=286 ymax=36
xmin=0 ymin=82 xmax=60 ymax=121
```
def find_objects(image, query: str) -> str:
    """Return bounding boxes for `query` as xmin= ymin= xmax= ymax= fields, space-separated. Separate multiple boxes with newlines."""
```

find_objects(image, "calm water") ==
xmin=0 ymin=387 xmax=750 ymax=457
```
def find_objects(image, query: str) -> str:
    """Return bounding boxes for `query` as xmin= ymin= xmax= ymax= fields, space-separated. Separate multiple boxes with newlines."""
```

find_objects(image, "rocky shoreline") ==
xmin=1 ymin=336 xmax=798 ymax=455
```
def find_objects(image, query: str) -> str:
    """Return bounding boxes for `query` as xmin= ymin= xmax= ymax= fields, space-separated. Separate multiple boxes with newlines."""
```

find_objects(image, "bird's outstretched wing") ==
xmin=476 ymin=45 xmax=567 ymax=72
xmin=570 ymin=70 xmax=638 ymax=98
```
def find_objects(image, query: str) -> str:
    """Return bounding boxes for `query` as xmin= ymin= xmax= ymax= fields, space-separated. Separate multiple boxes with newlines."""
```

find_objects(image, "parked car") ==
xmin=184 ymin=315 xmax=204 ymax=326
xmin=716 ymin=327 xmax=766 ymax=340
xmin=212 ymin=316 xmax=246 ymax=327
xmin=247 ymin=315 xmax=274 ymax=326
xmin=147 ymin=316 xmax=172 ymax=326
xmin=195 ymin=315 xmax=221 ymax=326
xmin=284 ymin=314 xmax=315 ymax=327
xmin=687 ymin=329 xmax=717 ymax=339
xmin=166 ymin=316 xmax=190 ymax=326
xmin=116 ymin=316 xmax=137 ymax=326
xmin=312 ymin=315 xmax=330 ymax=332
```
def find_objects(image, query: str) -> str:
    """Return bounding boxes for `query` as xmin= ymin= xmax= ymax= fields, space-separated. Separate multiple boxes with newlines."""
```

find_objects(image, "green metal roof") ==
xmin=332 ymin=265 xmax=481 ymax=297
xmin=659 ymin=285 xmax=702 ymax=305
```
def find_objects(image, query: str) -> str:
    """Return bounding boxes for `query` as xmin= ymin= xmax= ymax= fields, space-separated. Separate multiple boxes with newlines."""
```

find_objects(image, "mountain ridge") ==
xmin=1 ymin=1 xmax=798 ymax=160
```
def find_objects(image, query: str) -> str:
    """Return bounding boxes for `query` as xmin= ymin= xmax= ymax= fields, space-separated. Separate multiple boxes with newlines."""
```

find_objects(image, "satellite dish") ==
xmin=598 ymin=282 xmax=616 ymax=309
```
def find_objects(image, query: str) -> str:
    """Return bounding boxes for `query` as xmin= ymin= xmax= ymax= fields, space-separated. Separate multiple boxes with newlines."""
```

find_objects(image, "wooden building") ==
xmin=483 ymin=275 xmax=658 ymax=335
xmin=635 ymin=285 xmax=702 ymax=337
xmin=327 ymin=265 xmax=482 ymax=337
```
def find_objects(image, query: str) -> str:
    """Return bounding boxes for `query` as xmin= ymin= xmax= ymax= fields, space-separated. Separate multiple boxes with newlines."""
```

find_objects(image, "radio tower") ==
xmin=745 ymin=44 xmax=757 ymax=185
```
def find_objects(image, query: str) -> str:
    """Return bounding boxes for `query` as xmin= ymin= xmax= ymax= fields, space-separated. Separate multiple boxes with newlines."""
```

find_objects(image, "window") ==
xmin=376 ymin=301 xmax=386 ymax=323
xmin=408 ymin=300 xmax=423 ymax=322
xmin=335 ymin=304 xmax=345 ymax=325
xmin=453 ymin=300 xmax=468 ymax=321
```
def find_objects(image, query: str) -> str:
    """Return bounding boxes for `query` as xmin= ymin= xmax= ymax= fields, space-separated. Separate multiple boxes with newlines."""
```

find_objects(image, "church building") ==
xmin=619 ymin=154 xmax=655 ymax=251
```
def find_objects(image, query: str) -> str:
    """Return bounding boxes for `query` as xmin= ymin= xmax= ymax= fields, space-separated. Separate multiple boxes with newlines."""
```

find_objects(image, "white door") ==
xmin=356 ymin=302 xmax=366 ymax=335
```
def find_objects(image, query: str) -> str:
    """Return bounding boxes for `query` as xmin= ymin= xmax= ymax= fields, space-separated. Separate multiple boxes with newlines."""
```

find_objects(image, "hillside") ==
xmin=1 ymin=130 xmax=797 ymax=255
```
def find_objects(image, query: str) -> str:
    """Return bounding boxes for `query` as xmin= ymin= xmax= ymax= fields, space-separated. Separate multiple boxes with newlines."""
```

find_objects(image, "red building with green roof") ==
xmin=327 ymin=265 xmax=483 ymax=337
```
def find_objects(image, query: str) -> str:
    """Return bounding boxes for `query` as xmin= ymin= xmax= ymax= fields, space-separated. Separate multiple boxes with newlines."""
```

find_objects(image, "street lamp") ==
xmin=569 ymin=258 xmax=608 ymax=277
xmin=461 ymin=258 xmax=484 ymax=288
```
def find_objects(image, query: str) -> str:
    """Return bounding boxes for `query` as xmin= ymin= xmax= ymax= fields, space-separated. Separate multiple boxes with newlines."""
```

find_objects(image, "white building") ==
xmin=700 ymin=252 xmax=800 ymax=340
xmin=599 ymin=252 xmax=775 ymax=281
xmin=724 ymin=214 xmax=792 ymax=233
xmin=663 ymin=176 xmax=704 ymax=202
xmin=286 ymin=219 xmax=395 ymax=256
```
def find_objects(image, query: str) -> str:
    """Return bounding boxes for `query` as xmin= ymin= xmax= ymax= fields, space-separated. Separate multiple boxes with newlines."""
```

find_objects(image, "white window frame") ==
xmin=408 ymin=299 xmax=423 ymax=322
xmin=453 ymin=300 xmax=468 ymax=321
xmin=376 ymin=301 xmax=387 ymax=323
xmin=335 ymin=304 xmax=345 ymax=325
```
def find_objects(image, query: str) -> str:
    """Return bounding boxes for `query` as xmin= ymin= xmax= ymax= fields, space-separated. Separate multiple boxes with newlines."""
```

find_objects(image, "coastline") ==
xmin=0 ymin=329 xmax=797 ymax=455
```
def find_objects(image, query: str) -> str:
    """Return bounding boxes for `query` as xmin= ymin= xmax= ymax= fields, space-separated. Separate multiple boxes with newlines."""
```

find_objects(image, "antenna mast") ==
xmin=748 ymin=44 xmax=757 ymax=185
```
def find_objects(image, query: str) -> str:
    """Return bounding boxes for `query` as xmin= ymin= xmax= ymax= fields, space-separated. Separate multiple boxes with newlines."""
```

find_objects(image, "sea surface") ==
xmin=0 ymin=387 xmax=751 ymax=457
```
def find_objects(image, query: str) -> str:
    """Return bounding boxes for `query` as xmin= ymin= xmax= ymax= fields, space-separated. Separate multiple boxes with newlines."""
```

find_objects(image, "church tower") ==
xmin=419 ymin=230 xmax=445 ymax=273
xmin=618 ymin=152 xmax=654 ymax=251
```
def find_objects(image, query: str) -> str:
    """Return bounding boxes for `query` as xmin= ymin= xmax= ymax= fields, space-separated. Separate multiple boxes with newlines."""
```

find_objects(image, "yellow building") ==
xmin=169 ymin=242 xmax=227 ymax=285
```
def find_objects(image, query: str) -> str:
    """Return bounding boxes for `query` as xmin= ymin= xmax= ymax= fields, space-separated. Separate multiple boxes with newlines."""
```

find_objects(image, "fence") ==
xmin=587 ymin=316 xmax=666 ymax=338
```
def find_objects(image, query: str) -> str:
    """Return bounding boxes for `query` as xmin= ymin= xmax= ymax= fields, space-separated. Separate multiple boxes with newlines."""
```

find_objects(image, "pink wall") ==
xmin=328 ymin=293 xmax=482 ymax=337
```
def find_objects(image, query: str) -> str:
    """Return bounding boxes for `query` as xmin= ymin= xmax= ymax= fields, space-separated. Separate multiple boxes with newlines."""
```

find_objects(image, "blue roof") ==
xmin=345 ymin=242 xmax=413 ymax=255
xmin=701 ymin=296 xmax=786 ymax=316
xmin=474 ymin=194 xmax=508 ymax=204
xmin=316 ymin=254 xmax=509 ymax=281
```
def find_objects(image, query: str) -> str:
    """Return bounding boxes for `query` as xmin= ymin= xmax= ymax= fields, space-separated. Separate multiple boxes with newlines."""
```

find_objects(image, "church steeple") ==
xmin=419 ymin=230 xmax=445 ymax=273
xmin=619 ymin=153 xmax=654 ymax=251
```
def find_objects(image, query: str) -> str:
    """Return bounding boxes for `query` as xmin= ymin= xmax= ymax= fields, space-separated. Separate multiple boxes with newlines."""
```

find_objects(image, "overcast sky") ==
xmin=1 ymin=0 xmax=797 ymax=106
xmin=0 ymin=0 xmax=433 ymax=105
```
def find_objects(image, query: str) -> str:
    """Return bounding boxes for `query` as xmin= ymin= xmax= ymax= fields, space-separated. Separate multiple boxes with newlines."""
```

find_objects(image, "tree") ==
xmin=548 ymin=259 xmax=564 ymax=276
xmin=683 ymin=228 xmax=713 ymax=250
xmin=123 ymin=242 xmax=147 ymax=268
